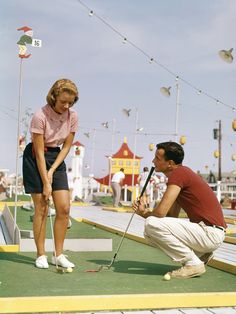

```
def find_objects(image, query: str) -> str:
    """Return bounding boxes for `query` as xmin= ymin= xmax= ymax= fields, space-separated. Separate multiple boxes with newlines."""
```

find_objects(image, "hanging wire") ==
xmin=79 ymin=125 xmax=175 ymax=137
xmin=76 ymin=0 xmax=235 ymax=112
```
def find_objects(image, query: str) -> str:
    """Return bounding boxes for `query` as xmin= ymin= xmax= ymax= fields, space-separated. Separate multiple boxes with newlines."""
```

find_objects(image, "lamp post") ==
xmin=131 ymin=109 xmax=143 ymax=199
xmin=108 ymin=118 xmax=116 ymax=191
xmin=89 ymin=129 xmax=96 ymax=177
xmin=175 ymin=77 xmax=180 ymax=142
xmin=218 ymin=120 xmax=222 ymax=181
xmin=213 ymin=120 xmax=222 ymax=201
xmin=131 ymin=108 xmax=139 ymax=190
xmin=108 ymin=156 xmax=112 ymax=192
xmin=213 ymin=120 xmax=222 ymax=181
xmin=160 ymin=77 xmax=180 ymax=142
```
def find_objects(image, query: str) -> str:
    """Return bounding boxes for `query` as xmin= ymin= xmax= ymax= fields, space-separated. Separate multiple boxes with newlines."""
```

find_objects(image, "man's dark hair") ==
xmin=156 ymin=142 xmax=184 ymax=164
xmin=120 ymin=168 xmax=124 ymax=172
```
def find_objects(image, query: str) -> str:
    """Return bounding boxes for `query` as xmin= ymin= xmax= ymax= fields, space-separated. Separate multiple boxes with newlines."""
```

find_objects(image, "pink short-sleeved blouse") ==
xmin=30 ymin=104 xmax=78 ymax=147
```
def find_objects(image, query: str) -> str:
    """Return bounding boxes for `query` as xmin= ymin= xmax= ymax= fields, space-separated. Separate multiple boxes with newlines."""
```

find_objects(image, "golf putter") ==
xmin=86 ymin=166 xmax=155 ymax=273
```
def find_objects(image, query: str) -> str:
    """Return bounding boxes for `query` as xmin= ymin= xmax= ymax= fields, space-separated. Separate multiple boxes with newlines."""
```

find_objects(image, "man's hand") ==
xmin=132 ymin=197 xmax=147 ymax=218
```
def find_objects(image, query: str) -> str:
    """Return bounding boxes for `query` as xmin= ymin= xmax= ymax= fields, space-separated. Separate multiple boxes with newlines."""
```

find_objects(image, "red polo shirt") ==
xmin=167 ymin=165 xmax=227 ymax=228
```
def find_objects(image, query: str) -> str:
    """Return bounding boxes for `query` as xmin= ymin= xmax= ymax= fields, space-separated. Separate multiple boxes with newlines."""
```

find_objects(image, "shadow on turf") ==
xmin=87 ymin=259 xmax=177 ymax=275
xmin=0 ymin=252 xmax=35 ymax=265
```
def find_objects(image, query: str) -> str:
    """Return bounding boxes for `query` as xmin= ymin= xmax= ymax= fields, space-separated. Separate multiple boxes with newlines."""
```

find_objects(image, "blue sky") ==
xmin=0 ymin=0 xmax=235 ymax=177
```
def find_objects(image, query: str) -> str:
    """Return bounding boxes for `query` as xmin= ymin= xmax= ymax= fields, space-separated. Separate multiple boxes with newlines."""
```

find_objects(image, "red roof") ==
xmin=73 ymin=140 xmax=84 ymax=147
xmin=94 ymin=174 xmax=139 ymax=186
xmin=112 ymin=142 xmax=142 ymax=159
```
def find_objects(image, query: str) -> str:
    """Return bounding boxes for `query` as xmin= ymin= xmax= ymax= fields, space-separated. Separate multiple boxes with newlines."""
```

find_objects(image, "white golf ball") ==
xmin=66 ymin=267 xmax=73 ymax=273
xmin=163 ymin=273 xmax=171 ymax=281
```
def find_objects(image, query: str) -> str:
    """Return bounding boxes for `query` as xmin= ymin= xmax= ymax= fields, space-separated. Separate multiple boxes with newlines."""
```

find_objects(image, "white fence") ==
xmin=82 ymin=181 xmax=236 ymax=203
xmin=5 ymin=179 xmax=236 ymax=203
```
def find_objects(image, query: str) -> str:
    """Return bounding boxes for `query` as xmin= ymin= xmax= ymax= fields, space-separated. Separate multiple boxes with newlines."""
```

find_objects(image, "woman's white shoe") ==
xmin=35 ymin=255 xmax=49 ymax=269
xmin=51 ymin=254 xmax=75 ymax=268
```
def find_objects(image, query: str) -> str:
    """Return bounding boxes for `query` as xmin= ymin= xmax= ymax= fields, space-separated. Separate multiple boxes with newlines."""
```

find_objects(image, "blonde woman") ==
xmin=23 ymin=79 xmax=79 ymax=269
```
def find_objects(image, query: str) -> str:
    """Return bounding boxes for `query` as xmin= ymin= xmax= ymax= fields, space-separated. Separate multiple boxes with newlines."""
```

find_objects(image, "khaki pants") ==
xmin=144 ymin=216 xmax=225 ymax=264
xmin=111 ymin=182 xmax=121 ymax=207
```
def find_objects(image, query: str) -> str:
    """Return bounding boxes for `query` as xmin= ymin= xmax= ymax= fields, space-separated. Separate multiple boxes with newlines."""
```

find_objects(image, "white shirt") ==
xmin=111 ymin=171 xmax=125 ymax=183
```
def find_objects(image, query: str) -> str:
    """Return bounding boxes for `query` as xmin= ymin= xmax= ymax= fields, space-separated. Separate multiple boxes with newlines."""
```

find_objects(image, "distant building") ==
xmin=70 ymin=140 xmax=85 ymax=199
xmin=95 ymin=137 xmax=142 ymax=187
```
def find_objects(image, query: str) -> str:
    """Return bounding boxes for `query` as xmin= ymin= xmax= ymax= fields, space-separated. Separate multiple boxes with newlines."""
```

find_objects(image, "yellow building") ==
xmin=95 ymin=137 xmax=142 ymax=187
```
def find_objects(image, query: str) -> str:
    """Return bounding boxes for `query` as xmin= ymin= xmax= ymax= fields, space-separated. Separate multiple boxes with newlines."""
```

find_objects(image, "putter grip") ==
xmin=139 ymin=166 xmax=155 ymax=198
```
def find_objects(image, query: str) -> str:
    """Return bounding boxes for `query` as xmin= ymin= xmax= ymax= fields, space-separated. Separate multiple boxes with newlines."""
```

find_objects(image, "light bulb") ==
xmin=219 ymin=48 xmax=233 ymax=63
xmin=160 ymin=86 xmax=171 ymax=97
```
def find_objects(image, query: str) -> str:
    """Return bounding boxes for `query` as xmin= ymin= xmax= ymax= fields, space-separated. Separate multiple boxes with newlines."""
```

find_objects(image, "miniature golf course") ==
xmin=0 ymin=205 xmax=236 ymax=313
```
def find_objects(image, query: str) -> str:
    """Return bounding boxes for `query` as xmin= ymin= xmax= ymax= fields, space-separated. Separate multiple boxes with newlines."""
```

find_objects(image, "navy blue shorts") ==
xmin=23 ymin=143 xmax=69 ymax=194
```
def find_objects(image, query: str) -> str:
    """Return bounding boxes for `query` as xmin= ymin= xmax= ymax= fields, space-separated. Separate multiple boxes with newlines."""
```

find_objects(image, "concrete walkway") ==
xmin=70 ymin=205 xmax=236 ymax=265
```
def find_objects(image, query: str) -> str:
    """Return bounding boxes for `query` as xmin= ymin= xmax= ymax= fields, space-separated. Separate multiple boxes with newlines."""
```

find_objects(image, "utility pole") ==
xmin=218 ymin=120 xmax=222 ymax=181
xmin=213 ymin=120 xmax=222 ymax=181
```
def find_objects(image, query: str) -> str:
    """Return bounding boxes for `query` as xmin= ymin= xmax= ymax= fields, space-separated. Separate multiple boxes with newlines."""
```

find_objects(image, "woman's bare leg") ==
xmin=31 ymin=193 xmax=48 ymax=257
xmin=52 ymin=190 xmax=70 ymax=256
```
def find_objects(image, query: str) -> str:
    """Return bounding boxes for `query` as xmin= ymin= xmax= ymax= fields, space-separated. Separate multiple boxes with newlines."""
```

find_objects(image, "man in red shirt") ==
xmin=133 ymin=142 xmax=226 ymax=279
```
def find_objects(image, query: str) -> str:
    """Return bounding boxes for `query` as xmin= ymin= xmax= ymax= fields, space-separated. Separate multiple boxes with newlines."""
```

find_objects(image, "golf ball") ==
xmin=66 ymin=267 xmax=73 ymax=273
xmin=163 ymin=273 xmax=171 ymax=281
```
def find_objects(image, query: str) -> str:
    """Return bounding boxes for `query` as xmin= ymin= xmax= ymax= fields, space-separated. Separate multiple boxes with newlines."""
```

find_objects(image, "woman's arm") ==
xmin=48 ymin=132 xmax=75 ymax=172
xmin=47 ymin=132 xmax=75 ymax=185
xmin=32 ymin=133 xmax=51 ymax=200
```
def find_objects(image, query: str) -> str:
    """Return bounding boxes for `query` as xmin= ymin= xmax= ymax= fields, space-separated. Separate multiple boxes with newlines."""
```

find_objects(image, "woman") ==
xmin=23 ymin=78 xmax=79 ymax=269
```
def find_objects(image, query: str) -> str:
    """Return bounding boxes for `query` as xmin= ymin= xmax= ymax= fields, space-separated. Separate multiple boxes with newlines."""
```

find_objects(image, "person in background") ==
xmin=133 ymin=142 xmax=226 ymax=279
xmin=0 ymin=172 xmax=7 ymax=200
xmin=23 ymin=78 xmax=79 ymax=269
xmin=137 ymin=167 xmax=151 ymax=207
xmin=111 ymin=168 xmax=125 ymax=207
xmin=207 ymin=170 xmax=216 ymax=184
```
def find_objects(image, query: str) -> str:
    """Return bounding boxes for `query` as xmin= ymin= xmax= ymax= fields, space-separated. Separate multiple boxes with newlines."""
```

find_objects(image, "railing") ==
xmin=92 ymin=181 xmax=236 ymax=203
xmin=208 ymin=182 xmax=236 ymax=200
xmin=6 ymin=181 xmax=236 ymax=203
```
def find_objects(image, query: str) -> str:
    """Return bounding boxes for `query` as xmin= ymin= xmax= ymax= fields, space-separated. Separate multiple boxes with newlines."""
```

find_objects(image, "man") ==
xmin=133 ymin=142 xmax=226 ymax=279
xmin=111 ymin=168 xmax=125 ymax=207
xmin=137 ymin=167 xmax=151 ymax=207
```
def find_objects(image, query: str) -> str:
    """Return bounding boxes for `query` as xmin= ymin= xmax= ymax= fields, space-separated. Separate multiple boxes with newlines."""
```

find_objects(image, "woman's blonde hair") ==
xmin=46 ymin=79 xmax=79 ymax=107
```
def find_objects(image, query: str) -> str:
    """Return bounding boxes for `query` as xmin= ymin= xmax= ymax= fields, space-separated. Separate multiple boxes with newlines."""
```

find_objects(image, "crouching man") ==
xmin=133 ymin=142 xmax=226 ymax=279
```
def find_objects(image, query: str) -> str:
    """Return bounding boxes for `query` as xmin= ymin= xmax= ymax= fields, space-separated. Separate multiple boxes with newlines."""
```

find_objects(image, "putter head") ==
xmin=100 ymin=265 xmax=110 ymax=270
xmin=56 ymin=266 xmax=65 ymax=274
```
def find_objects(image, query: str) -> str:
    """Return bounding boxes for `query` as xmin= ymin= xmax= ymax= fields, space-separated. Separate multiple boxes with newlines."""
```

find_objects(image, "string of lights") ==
xmin=77 ymin=0 xmax=235 ymax=112
xmin=79 ymin=125 xmax=175 ymax=137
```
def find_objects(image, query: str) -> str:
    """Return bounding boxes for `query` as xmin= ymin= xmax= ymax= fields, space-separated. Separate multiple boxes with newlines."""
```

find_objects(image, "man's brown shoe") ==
xmin=200 ymin=252 xmax=214 ymax=265
xmin=167 ymin=263 xmax=206 ymax=279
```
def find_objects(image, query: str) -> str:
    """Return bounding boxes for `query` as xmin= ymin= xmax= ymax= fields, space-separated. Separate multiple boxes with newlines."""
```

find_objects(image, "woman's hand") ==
xmin=132 ymin=197 xmax=146 ymax=217
xmin=43 ymin=182 xmax=52 ymax=201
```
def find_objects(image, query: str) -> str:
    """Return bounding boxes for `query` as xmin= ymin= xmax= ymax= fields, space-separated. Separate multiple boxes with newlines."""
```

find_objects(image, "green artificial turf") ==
xmin=0 ymin=224 xmax=236 ymax=298
xmin=5 ymin=194 xmax=31 ymax=202
xmin=228 ymin=233 xmax=236 ymax=238
xmin=94 ymin=195 xmax=113 ymax=206
xmin=2 ymin=206 xmax=236 ymax=298
xmin=9 ymin=206 xmax=110 ymax=239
